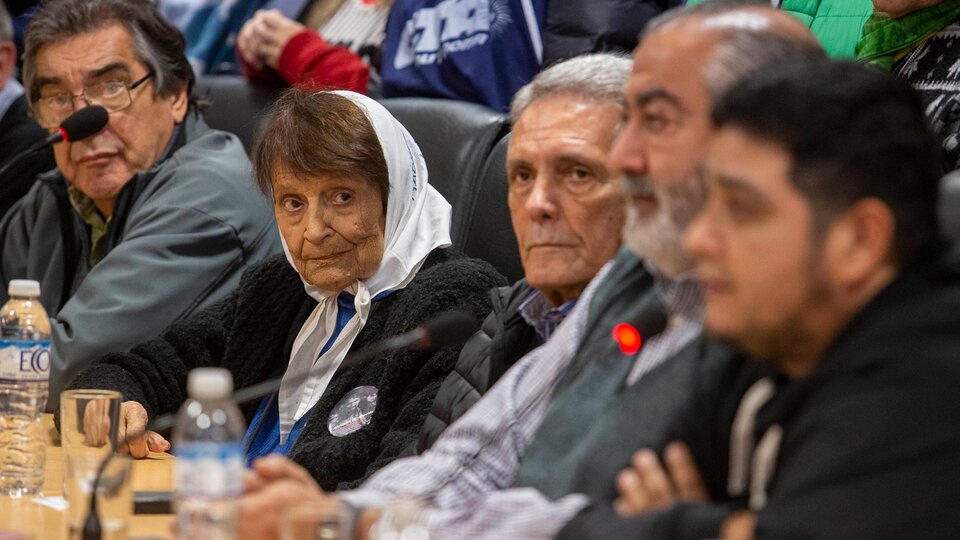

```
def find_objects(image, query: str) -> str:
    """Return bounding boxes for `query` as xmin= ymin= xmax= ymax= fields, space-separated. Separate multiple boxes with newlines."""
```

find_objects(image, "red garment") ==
xmin=240 ymin=30 xmax=370 ymax=94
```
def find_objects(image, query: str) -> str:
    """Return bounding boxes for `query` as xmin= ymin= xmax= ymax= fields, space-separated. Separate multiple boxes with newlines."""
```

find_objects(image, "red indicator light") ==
xmin=612 ymin=323 xmax=642 ymax=355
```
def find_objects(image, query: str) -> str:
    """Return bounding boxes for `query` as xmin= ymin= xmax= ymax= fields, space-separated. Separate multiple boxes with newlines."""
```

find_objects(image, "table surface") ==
xmin=0 ymin=414 xmax=174 ymax=540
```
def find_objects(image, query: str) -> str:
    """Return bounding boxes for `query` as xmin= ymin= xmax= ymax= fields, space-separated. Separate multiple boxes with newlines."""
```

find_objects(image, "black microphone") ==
xmin=324 ymin=309 xmax=481 ymax=374
xmin=80 ymin=310 xmax=480 ymax=538
xmin=51 ymin=105 xmax=110 ymax=144
xmin=0 ymin=105 xmax=109 ymax=179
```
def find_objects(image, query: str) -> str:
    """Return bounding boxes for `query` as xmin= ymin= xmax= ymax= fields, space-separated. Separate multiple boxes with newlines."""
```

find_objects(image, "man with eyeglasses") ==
xmin=0 ymin=0 xmax=280 ymax=411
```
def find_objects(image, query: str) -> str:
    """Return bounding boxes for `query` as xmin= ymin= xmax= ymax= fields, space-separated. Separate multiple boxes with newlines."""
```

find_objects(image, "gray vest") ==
xmin=513 ymin=250 xmax=668 ymax=499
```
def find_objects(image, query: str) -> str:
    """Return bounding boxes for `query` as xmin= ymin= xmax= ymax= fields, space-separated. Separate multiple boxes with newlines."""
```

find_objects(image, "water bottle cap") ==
xmin=187 ymin=368 xmax=234 ymax=400
xmin=8 ymin=280 xmax=40 ymax=298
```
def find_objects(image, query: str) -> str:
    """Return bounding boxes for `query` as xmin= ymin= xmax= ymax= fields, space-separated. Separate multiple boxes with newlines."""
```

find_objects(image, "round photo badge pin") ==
xmin=328 ymin=385 xmax=379 ymax=437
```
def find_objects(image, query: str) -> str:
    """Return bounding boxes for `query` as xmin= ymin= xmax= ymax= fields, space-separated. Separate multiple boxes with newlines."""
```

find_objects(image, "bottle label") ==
xmin=174 ymin=442 xmax=243 ymax=498
xmin=0 ymin=340 xmax=50 ymax=383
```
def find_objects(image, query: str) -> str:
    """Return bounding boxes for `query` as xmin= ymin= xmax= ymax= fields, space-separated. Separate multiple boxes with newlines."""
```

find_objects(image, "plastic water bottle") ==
xmin=173 ymin=367 xmax=245 ymax=540
xmin=0 ymin=279 xmax=51 ymax=497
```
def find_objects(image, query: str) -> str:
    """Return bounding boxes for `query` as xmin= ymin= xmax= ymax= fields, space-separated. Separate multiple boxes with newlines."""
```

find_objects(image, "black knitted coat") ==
xmin=66 ymin=249 xmax=506 ymax=490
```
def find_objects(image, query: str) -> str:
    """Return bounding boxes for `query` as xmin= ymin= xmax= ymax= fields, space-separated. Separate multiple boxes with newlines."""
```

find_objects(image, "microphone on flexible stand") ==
xmin=80 ymin=310 xmax=480 ymax=539
xmin=0 ymin=105 xmax=110 ymax=179
xmin=227 ymin=309 xmax=480 ymax=409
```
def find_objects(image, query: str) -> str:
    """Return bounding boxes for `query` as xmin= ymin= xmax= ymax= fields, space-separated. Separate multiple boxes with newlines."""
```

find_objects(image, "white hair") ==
xmin=510 ymin=53 xmax=632 ymax=124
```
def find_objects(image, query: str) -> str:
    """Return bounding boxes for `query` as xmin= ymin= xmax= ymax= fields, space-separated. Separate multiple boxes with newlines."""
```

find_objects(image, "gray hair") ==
xmin=22 ymin=0 xmax=199 ymax=108
xmin=643 ymin=0 xmax=826 ymax=100
xmin=510 ymin=53 xmax=632 ymax=125
xmin=0 ymin=1 xmax=12 ymax=43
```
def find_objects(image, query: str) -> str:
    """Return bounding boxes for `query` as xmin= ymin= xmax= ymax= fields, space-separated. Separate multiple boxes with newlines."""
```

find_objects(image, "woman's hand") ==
xmin=81 ymin=397 xmax=114 ymax=448
xmin=81 ymin=399 xmax=169 ymax=458
xmin=117 ymin=400 xmax=170 ymax=458
xmin=237 ymin=10 xmax=307 ymax=71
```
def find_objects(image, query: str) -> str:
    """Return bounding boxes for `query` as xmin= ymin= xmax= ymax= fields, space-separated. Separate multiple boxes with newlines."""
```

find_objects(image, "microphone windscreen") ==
xmin=421 ymin=311 xmax=480 ymax=351
xmin=60 ymin=105 xmax=109 ymax=142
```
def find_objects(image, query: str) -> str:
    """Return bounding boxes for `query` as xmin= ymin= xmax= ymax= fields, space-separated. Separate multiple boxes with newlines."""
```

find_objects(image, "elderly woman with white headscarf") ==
xmin=64 ymin=89 xmax=505 ymax=489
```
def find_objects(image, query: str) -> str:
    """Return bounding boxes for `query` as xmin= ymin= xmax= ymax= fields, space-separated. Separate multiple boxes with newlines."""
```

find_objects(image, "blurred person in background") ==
xmin=236 ymin=1 xmax=391 ymax=95
xmin=542 ymin=0 xmax=685 ymax=66
xmin=0 ymin=0 xmax=53 ymax=218
xmin=379 ymin=0 xmax=545 ymax=111
xmin=686 ymin=0 xmax=873 ymax=58
xmin=857 ymin=0 xmax=960 ymax=171
xmin=240 ymin=0 xmax=547 ymax=111
xmin=2 ymin=0 xmax=39 ymax=68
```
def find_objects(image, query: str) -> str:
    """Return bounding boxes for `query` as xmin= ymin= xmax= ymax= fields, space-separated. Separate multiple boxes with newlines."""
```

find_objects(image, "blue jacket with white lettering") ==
xmin=380 ymin=0 xmax=546 ymax=112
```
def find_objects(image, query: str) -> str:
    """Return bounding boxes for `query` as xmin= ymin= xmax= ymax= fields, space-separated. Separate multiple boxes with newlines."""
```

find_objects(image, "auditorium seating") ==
xmin=194 ymin=76 xmax=284 ymax=153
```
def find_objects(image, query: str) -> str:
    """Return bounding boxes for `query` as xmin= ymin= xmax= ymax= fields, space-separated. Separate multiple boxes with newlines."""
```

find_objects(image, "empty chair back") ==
xmin=463 ymin=134 xmax=523 ymax=283
xmin=194 ymin=75 xmax=283 ymax=153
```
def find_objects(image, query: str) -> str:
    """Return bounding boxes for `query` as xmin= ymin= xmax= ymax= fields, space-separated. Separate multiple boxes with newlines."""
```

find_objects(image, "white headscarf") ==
xmin=277 ymin=91 xmax=452 ymax=441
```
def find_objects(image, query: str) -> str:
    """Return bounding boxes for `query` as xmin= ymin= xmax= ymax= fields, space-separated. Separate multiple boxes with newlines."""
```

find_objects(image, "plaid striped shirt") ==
xmin=340 ymin=256 xmax=703 ymax=538
xmin=518 ymin=289 xmax=577 ymax=343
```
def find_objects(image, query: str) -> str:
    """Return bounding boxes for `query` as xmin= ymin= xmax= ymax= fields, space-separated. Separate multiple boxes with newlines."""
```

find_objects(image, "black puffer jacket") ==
xmin=416 ymin=279 xmax=540 ymax=453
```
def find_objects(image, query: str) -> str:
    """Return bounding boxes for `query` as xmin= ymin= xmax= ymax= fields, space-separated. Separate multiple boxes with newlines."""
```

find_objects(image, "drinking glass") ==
xmin=280 ymin=499 xmax=351 ymax=540
xmin=65 ymin=454 xmax=132 ymax=540
xmin=370 ymin=497 xmax=430 ymax=540
xmin=60 ymin=389 xmax=129 ymax=540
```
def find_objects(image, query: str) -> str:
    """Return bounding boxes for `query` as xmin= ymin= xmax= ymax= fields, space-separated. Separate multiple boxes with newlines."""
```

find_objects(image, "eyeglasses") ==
xmin=32 ymin=71 xmax=154 ymax=128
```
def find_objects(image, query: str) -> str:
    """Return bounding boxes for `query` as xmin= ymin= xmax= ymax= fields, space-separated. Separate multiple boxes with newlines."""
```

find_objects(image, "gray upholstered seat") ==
xmin=379 ymin=97 xmax=508 ymax=249
xmin=463 ymin=134 xmax=522 ymax=283
xmin=194 ymin=75 xmax=283 ymax=154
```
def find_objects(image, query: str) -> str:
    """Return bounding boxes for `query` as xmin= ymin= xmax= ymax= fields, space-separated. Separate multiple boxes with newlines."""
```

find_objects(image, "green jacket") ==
xmin=684 ymin=0 xmax=874 ymax=58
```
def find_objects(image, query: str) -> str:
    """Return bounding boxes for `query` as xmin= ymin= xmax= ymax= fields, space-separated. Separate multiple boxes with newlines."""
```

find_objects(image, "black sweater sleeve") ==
xmin=60 ymin=255 xmax=310 ymax=430
xmin=63 ymin=285 xmax=242 ymax=421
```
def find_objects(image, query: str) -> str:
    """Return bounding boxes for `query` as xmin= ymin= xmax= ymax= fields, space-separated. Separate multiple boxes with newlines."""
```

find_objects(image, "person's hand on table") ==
xmin=236 ymin=10 xmax=306 ymax=71
xmin=82 ymin=399 xmax=168 ymax=457
xmin=81 ymin=398 xmax=113 ymax=447
xmin=613 ymin=441 xmax=709 ymax=516
xmin=116 ymin=401 xmax=170 ymax=458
